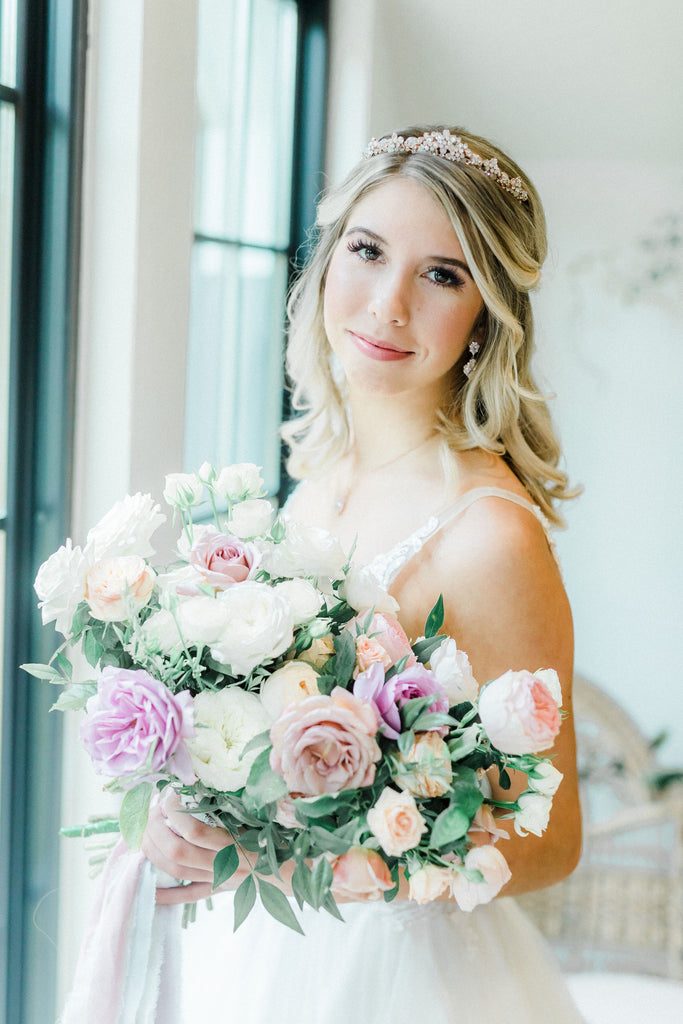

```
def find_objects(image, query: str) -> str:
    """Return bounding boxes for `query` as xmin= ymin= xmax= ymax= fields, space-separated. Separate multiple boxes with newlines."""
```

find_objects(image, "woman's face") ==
xmin=323 ymin=177 xmax=484 ymax=406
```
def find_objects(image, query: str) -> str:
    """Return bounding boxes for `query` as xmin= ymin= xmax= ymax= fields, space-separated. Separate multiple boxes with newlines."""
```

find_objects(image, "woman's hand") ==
xmin=141 ymin=789 xmax=251 ymax=906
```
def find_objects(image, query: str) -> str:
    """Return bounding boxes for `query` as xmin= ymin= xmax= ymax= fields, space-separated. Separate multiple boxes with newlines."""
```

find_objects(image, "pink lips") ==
xmin=349 ymin=332 xmax=412 ymax=362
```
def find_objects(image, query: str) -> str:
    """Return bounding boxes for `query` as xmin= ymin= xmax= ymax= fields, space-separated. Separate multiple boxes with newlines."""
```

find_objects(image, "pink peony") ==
xmin=80 ymin=666 xmax=195 ymax=788
xmin=329 ymin=847 xmax=393 ymax=900
xmin=269 ymin=687 xmax=381 ymax=796
xmin=477 ymin=669 xmax=561 ymax=754
xmin=187 ymin=529 xmax=261 ymax=592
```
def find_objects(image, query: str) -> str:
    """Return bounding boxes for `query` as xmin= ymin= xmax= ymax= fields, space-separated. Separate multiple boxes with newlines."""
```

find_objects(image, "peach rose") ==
xmin=353 ymin=612 xmax=416 ymax=670
xmin=366 ymin=787 xmax=427 ymax=857
xmin=477 ymin=669 xmax=561 ymax=754
xmin=467 ymin=804 xmax=509 ymax=846
xmin=450 ymin=845 xmax=511 ymax=912
xmin=408 ymin=863 xmax=454 ymax=905
xmin=260 ymin=660 xmax=321 ymax=721
xmin=393 ymin=731 xmax=453 ymax=798
xmin=329 ymin=847 xmax=393 ymax=900
xmin=269 ymin=687 xmax=381 ymax=795
xmin=355 ymin=634 xmax=393 ymax=673
xmin=85 ymin=555 xmax=155 ymax=621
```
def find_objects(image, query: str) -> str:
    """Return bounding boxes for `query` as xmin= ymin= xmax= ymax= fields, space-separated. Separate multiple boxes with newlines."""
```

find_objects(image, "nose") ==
xmin=367 ymin=270 xmax=410 ymax=326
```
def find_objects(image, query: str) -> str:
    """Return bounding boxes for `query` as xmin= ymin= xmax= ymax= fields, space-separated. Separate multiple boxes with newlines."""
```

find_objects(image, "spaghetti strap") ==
xmin=366 ymin=486 xmax=559 ymax=590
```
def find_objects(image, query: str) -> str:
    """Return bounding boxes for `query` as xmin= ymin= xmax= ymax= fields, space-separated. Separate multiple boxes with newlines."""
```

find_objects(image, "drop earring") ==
xmin=463 ymin=340 xmax=480 ymax=378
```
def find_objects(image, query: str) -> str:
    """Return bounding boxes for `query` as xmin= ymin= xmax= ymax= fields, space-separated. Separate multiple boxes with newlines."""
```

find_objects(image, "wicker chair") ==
xmin=518 ymin=675 xmax=683 ymax=980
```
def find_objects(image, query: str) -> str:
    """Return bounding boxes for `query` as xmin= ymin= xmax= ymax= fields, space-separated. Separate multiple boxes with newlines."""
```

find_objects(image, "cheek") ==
xmin=323 ymin=257 xmax=356 ymax=337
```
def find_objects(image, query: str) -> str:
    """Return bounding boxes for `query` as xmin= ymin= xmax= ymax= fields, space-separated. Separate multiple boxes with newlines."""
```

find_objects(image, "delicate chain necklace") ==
xmin=334 ymin=435 xmax=436 ymax=516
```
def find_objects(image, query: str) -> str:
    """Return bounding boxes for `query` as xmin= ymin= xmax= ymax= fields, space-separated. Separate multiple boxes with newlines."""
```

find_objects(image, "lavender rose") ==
xmin=80 ymin=666 xmax=195 ymax=788
xmin=269 ymin=687 xmax=381 ymax=795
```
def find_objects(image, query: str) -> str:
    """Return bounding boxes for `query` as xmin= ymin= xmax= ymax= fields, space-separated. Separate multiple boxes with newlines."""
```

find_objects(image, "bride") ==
xmin=143 ymin=125 xmax=585 ymax=1022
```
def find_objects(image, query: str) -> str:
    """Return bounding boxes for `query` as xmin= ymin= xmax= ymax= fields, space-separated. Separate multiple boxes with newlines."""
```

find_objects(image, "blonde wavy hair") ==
xmin=282 ymin=125 xmax=576 ymax=525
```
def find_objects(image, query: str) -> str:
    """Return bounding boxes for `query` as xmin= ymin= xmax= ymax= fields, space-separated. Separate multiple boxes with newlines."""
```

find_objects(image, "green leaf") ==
xmin=293 ymin=791 xmax=356 ymax=820
xmin=265 ymin=830 xmax=281 ymax=878
xmin=119 ymin=782 xmax=154 ymax=851
xmin=397 ymin=730 xmax=415 ymax=757
xmin=310 ymin=855 xmax=333 ymax=909
xmin=401 ymin=695 xmax=435 ymax=729
xmin=424 ymin=595 xmax=444 ymax=638
xmin=55 ymin=651 xmax=73 ymax=679
xmin=410 ymin=710 xmax=459 ymax=732
xmin=83 ymin=629 xmax=104 ymax=668
xmin=313 ymin=673 xmax=336 ymax=696
xmin=51 ymin=681 xmax=98 ymax=712
xmin=239 ymin=730 xmax=271 ymax=761
xmin=447 ymin=724 xmax=481 ymax=761
xmin=332 ymin=630 xmax=356 ymax=686
xmin=430 ymin=804 xmax=471 ymax=847
xmin=292 ymin=860 xmax=315 ymax=908
xmin=245 ymin=748 xmax=287 ymax=810
xmin=233 ymin=874 xmax=256 ymax=931
xmin=20 ymin=663 xmax=62 ymax=682
xmin=321 ymin=890 xmax=344 ymax=921
xmin=412 ymin=635 xmax=446 ymax=665
xmin=308 ymin=825 xmax=352 ymax=856
xmin=258 ymin=878 xmax=304 ymax=934
xmin=213 ymin=844 xmax=239 ymax=889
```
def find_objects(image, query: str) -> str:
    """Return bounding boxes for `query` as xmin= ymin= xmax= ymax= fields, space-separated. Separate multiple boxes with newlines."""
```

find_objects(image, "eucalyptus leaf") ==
xmin=233 ymin=874 xmax=256 ymax=932
xmin=51 ymin=681 xmax=98 ymax=713
xmin=258 ymin=878 xmax=304 ymax=934
xmin=213 ymin=844 xmax=239 ymax=889
xmin=424 ymin=594 xmax=444 ymax=638
xmin=119 ymin=782 xmax=154 ymax=851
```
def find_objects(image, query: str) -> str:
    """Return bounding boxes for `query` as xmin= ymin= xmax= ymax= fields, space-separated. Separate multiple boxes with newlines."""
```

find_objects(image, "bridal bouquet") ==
xmin=27 ymin=462 xmax=564 ymax=934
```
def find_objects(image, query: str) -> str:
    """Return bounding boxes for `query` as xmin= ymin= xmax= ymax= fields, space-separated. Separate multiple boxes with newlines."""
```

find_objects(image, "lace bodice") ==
xmin=365 ymin=485 xmax=559 ymax=590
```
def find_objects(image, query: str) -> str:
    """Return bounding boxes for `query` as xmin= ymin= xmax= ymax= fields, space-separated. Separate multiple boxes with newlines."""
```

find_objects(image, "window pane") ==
xmin=184 ymin=242 xmax=288 ymax=493
xmin=0 ymin=101 xmax=14 ymax=515
xmin=0 ymin=0 xmax=18 ymax=88
xmin=195 ymin=0 xmax=298 ymax=248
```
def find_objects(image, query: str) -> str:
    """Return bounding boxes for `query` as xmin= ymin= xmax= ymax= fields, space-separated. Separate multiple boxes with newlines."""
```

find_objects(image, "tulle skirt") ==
xmin=180 ymin=894 xmax=585 ymax=1023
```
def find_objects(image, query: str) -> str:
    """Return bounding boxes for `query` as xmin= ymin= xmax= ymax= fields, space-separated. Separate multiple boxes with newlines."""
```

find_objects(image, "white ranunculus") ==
xmin=213 ymin=463 xmax=264 ymax=502
xmin=513 ymin=791 xmax=553 ymax=837
xmin=259 ymin=660 xmax=320 ymax=721
xmin=228 ymin=498 xmax=275 ymax=539
xmin=85 ymin=493 xmax=166 ymax=561
xmin=187 ymin=687 xmax=271 ymax=791
xmin=34 ymin=540 xmax=88 ymax=635
xmin=274 ymin=578 xmax=324 ymax=625
xmin=177 ymin=595 xmax=231 ymax=647
xmin=528 ymin=761 xmax=564 ymax=797
xmin=260 ymin=520 xmax=347 ymax=580
xmin=338 ymin=565 xmax=399 ymax=615
xmin=429 ymin=638 xmax=479 ymax=705
xmin=533 ymin=668 xmax=563 ymax=707
xmin=163 ymin=473 xmax=204 ymax=509
xmin=450 ymin=845 xmax=512 ymax=912
xmin=209 ymin=581 xmax=294 ymax=677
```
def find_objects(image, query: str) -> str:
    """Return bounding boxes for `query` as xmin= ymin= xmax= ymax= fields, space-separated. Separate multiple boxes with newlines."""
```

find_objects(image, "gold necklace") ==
xmin=334 ymin=435 xmax=436 ymax=516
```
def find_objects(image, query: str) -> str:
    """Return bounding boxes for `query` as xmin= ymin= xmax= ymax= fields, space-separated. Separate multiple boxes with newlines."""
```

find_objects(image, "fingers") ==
xmin=142 ymin=798 xmax=231 ymax=882
xmin=160 ymin=790 xmax=234 ymax=853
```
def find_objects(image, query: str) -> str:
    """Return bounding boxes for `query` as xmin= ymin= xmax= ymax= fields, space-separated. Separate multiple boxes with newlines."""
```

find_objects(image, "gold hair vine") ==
xmin=364 ymin=130 xmax=529 ymax=203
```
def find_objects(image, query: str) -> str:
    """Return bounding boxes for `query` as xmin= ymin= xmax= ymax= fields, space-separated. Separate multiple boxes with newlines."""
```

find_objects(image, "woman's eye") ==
xmin=347 ymin=238 xmax=382 ymax=262
xmin=426 ymin=266 xmax=465 ymax=289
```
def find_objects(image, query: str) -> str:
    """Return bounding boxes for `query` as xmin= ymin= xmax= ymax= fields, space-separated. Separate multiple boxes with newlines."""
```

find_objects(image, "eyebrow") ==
xmin=345 ymin=225 xmax=474 ymax=280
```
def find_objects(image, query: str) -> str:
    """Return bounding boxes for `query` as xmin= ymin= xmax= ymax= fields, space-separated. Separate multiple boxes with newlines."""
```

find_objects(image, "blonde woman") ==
xmin=144 ymin=126 xmax=585 ymax=1022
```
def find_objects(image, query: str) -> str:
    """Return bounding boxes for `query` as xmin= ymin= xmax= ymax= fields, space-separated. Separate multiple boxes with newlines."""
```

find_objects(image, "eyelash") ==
xmin=346 ymin=238 xmax=466 ymax=290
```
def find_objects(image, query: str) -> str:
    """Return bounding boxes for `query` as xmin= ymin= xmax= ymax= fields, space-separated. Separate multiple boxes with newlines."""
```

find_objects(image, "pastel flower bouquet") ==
xmin=26 ymin=462 xmax=564 ymax=934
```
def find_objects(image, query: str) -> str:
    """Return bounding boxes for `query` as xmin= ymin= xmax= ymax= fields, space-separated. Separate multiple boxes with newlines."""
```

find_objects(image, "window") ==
xmin=184 ymin=0 xmax=328 ymax=501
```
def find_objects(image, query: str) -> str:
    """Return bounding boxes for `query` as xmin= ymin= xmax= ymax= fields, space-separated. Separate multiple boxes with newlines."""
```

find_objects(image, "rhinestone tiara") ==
xmin=364 ymin=130 xmax=529 ymax=203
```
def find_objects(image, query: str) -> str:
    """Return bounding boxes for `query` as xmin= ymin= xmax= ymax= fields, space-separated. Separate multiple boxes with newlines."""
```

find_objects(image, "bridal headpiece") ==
xmin=364 ymin=130 xmax=529 ymax=203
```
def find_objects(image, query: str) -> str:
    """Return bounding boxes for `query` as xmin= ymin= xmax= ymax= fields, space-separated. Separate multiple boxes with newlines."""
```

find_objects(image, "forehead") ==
xmin=345 ymin=176 xmax=464 ymax=254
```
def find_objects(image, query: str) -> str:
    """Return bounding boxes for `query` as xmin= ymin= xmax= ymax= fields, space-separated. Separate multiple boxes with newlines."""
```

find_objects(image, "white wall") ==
xmin=328 ymin=0 xmax=683 ymax=763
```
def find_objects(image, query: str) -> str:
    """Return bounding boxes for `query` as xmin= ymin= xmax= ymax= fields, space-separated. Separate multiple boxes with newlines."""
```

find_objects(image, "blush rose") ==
xmin=188 ymin=529 xmax=261 ymax=591
xmin=329 ymin=847 xmax=393 ymax=900
xmin=366 ymin=787 xmax=427 ymax=857
xmin=85 ymin=555 xmax=155 ymax=621
xmin=477 ymin=669 xmax=561 ymax=754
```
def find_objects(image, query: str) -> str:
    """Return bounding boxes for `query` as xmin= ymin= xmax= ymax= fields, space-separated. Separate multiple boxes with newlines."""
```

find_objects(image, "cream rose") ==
xmin=528 ymin=761 xmax=563 ymax=797
xmin=187 ymin=687 xmax=271 ymax=792
xmin=366 ymin=787 xmax=427 ymax=857
xmin=85 ymin=556 xmax=155 ymax=621
xmin=228 ymin=499 xmax=275 ymax=539
xmin=209 ymin=582 xmax=294 ymax=677
xmin=451 ymin=845 xmax=512 ymax=912
xmin=85 ymin=493 xmax=166 ymax=561
xmin=339 ymin=565 xmax=399 ymax=615
xmin=393 ymin=731 xmax=453 ymax=798
xmin=300 ymin=635 xmax=336 ymax=668
xmin=163 ymin=472 xmax=204 ymax=509
xmin=34 ymin=540 xmax=88 ymax=634
xmin=408 ymin=864 xmax=454 ymax=905
xmin=213 ymin=463 xmax=264 ymax=502
xmin=513 ymin=792 xmax=553 ymax=837
xmin=429 ymin=638 xmax=479 ymax=704
xmin=274 ymin=578 xmax=324 ymax=625
xmin=260 ymin=660 xmax=321 ymax=720
xmin=261 ymin=520 xmax=347 ymax=579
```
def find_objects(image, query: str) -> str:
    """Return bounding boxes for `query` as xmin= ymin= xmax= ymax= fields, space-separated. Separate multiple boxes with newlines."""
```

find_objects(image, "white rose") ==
xmin=140 ymin=608 xmax=181 ymax=653
xmin=533 ymin=668 xmax=563 ymax=707
xmin=338 ymin=565 xmax=399 ymax=615
xmin=260 ymin=660 xmax=320 ymax=721
xmin=429 ymin=638 xmax=479 ymax=704
xmin=187 ymin=687 xmax=271 ymax=791
xmin=163 ymin=472 xmax=204 ymax=509
xmin=513 ymin=791 xmax=553 ymax=837
xmin=274 ymin=578 xmax=324 ymax=625
xmin=261 ymin=520 xmax=347 ymax=580
xmin=228 ymin=498 xmax=275 ymax=539
xmin=451 ymin=845 xmax=512 ymax=912
xmin=209 ymin=581 xmax=294 ymax=676
xmin=85 ymin=493 xmax=166 ymax=561
xmin=34 ymin=540 xmax=88 ymax=634
xmin=85 ymin=555 xmax=155 ymax=621
xmin=197 ymin=461 xmax=216 ymax=485
xmin=213 ymin=463 xmax=264 ymax=502
xmin=528 ymin=761 xmax=563 ymax=797
xmin=155 ymin=563 xmax=207 ymax=597
xmin=176 ymin=523 xmax=218 ymax=558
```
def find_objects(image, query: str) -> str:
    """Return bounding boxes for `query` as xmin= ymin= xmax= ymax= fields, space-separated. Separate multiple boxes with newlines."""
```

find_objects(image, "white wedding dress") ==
xmin=179 ymin=488 xmax=585 ymax=1023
